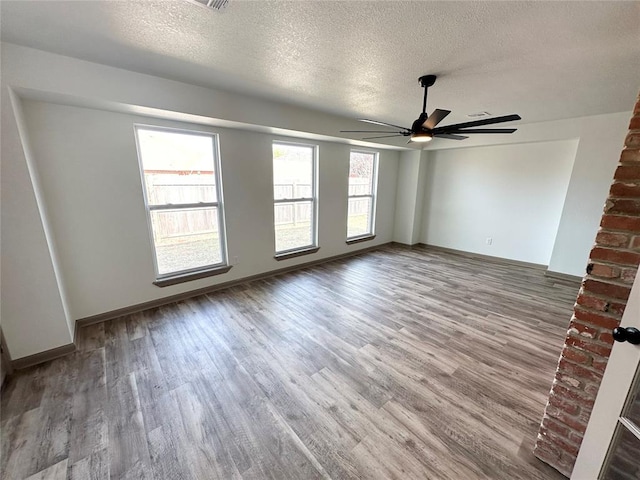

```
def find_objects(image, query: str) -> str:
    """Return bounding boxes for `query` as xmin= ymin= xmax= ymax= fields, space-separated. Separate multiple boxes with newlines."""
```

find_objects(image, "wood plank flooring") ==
xmin=1 ymin=245 xmax=580 ymax=479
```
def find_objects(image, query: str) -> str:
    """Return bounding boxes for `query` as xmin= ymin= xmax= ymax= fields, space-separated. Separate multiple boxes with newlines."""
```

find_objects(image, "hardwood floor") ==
xmin=1 ymin=245 xmax=580 ymax=479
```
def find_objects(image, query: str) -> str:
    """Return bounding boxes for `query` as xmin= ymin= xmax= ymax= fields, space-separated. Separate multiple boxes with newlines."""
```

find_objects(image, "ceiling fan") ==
xmin=341 ymin=75 xmax=521 ymax=143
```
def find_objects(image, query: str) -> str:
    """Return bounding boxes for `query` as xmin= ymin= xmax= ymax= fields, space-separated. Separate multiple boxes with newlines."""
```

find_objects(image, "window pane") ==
xmin=601 ymin=426 xmax=640 ymax=480
xmin=275 ymin=201 xmax=313 ymax=252
xmin=273 ymin=144 xmax=314 ymax=200
xmin=137 ymin=128 xmax=217 ymax=205
xmin=347 ymin=197 xmax=372 ymax=238
xmin=349 ymin=152 xmax=375 ymax=196
xmin=622 ymin=364 xmax=640 ymax=429
xmin=150 ymin=207 xmax=222 ymax=275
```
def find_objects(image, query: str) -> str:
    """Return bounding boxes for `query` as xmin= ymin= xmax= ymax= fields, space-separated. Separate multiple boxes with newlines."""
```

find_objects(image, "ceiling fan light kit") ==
xmin=341 ymin=75 xmax=521 ymax=144
xmin=410 ymin=132 xmax=433 ymax=142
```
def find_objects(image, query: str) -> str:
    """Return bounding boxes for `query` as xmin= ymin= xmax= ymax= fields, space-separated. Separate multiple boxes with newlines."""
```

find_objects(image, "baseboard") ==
xmin=544 ymin=269 xmax=583 ymax=283
xmin=76 ymin=242 xmax=392 ymax=330
xmin=418 ymin=244 xmax=547 ymax=270
xmin=11 ymin=343 xmax=76 ymax=370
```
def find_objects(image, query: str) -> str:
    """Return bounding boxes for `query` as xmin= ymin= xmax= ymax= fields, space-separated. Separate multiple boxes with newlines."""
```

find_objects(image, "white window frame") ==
xmin=134 ymin=124 xmax=229 ymax=282
xmin=347 ymin=149 xmax=379 ymax=240
xmin=272 ymin=141 xmax=319 ymax=256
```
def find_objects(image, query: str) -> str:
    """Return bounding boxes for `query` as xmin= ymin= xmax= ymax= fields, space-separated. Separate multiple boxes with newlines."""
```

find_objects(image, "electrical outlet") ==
xmin=486 ymin=237 xmax=493 ymax=245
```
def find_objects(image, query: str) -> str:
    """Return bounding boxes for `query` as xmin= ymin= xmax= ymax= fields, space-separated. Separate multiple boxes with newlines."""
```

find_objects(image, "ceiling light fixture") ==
xmin=410 ymin=132 xmax=433 ymax=142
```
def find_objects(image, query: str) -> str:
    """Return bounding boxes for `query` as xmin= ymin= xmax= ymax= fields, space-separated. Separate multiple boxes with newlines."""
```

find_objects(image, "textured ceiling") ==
xmin=2 ymin=0 xmax=639 ymax=130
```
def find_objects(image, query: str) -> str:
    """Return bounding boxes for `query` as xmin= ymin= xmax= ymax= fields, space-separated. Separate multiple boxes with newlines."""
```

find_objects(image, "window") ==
xmin=347 ymin=150 xmax=378 ymax=240
xmin=135 ymin=126 xmax=229 ymax=284
xmin=272 ymin=142 xmax=318 ymax=257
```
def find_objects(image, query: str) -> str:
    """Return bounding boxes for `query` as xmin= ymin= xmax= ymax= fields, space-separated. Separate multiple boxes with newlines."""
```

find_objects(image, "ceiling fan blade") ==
xmin=434 ymin=133 xmax=468 ymax=140
xmin=432 ymin=114 xmax=521 ymax=133
xmin=361 ymin=134 xmax=404 ymax=140
xmin=446 ymin=128 xmax=517 ymax=134
xmin=340 ymin=130 xmax=406 ymax=134
xmin=422 ymin=109 xmax=451 ymax=130
xmin=359 ymin=118 xmax=409 ymax=130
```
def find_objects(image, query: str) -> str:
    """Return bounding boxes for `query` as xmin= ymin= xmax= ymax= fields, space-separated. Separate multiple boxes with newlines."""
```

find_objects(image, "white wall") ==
xmin=548 ymin=116 xmax=631 ymax=276
xmin=421 ymin=140 xmax=578 ymax=265
xmin=393 ymin=150 xmax=430 ymax=245
xmin=1 ymin=93 xmax=73 ymax=359
xmin=0 ymin=42 xmax=401 ymax=359
xmin=417 ymin=111 xmax=630 ymax=273
xmin=20 ymin=100 xmax=399 ymax=323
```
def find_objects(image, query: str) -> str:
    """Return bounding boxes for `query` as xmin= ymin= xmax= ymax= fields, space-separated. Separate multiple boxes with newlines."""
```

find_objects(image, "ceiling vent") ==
xmin=466 ymin=111 xmax=491 ymax=118
xmin=187 ymin=0 xmax=230 ymax=11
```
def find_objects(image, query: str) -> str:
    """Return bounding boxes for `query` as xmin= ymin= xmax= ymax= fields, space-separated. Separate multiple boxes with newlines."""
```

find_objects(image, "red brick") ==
xmin=614 ymin=164 xmax=640 ymax=180
xmin=568 ymin=430 xmax=584 ymax=446
xmin=543 ymin=430 xmax=580 ymax=457
xmin=621 ymin=149 xmax=640 ymax=163
xmin=582 ymin=278 xmax=632 ymax=300
xmin=592 ymin=356 xmax=609 ymax=373
xmin=596 ymin=231 xmax=631 ymax=248
xmin=551 ymin=383 xmax=590 ymax=402
xmin=534 ymin=440 xmax=562 ymax=463
xmin=562 ymin=345 xmax=591 ymax=365
xmin=584 ymin=383 xmax=600 ymax=397
xmin=565 ymin=335 xmax=612 ymax=357
xmin=601 ymin=214 xmax=640 ymax=231
xmin=574 ymin=307 xmax=621 ymax=328
xmin=608 ymin=301 xmax=627 ymax=316
xmin=568 ymin=319 xmax=598 ymax=338
xmin=545 ymin=405 xmax=588 ymax=434
xmin=626 ymin=133 xmax=640 ymax=149
xmin=543 ymin=417 xmax=572 ymax=438
xmin=621 ymin=268 xmax=638 ymax=284
xmin=599 ymin=331 xmax=614 ymax=345
xmin=632 ymin=236 xmax=640 ymax=251
xmin=596 ymin=230 xmax=631 ymax=247
xmin=552 ymin=452 xmax=576 ymax=479
xmin=558 ymin=358 xmax=602 ymax=384
xmin=548 ymin=393 xmax=580 ymax=415
xmin=605 ymin=198 xmax=640 ymax=215
xmin=548 ymin=410 xmax=588 ymax=437
xmin=588 ymin=263 xmax=620 ymax=278
xmin=557 ymin=372 xmax=582 ymax=389
xmin=576 ymin=294 xmax=608 ymax=312
xmin=610 ymin=182 xmax=640 ymax=197
xmin=589 ymin=247 xmax=640 ymax=266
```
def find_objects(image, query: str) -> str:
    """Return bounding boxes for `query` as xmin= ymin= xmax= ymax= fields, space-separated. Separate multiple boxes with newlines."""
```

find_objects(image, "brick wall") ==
xmin=534 ymin=92 xmax=640 ymax=477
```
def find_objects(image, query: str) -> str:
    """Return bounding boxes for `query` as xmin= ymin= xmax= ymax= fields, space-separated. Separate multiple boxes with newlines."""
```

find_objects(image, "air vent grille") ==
xmin=188 ymin=0 xmax=230 ymax=11
xmin=466 ymin=111 xmax=491 ymax=118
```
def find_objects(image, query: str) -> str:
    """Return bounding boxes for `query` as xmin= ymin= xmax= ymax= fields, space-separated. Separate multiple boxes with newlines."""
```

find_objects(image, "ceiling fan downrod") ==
xmin=419 ymin=74 xmax=437 ymax=116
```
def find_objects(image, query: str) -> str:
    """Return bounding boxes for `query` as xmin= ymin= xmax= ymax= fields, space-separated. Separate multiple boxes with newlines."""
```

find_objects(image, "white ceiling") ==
xmin=2 ymin=0 xmax=639 ymax=131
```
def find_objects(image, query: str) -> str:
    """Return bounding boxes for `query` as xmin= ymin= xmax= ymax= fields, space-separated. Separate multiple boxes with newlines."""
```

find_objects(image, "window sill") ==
xmin=153 ymin=265 xmax=232 ymax=287
xmin=346 ymin=235 xmax=376 ymax=245
xmin=274 ymin=246 xmax=320 ymax=261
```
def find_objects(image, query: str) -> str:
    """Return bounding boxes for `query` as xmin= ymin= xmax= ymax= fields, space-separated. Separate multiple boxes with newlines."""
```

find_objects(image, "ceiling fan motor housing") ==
xmin=412 ymin=114 xmax=429 ymax=132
